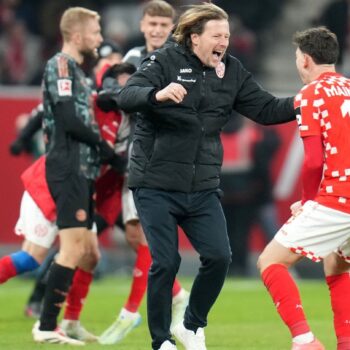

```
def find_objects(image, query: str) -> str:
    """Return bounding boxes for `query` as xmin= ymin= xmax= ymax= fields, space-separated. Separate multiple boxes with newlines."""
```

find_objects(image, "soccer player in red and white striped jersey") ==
xmin=258 ymin=27 xmax=350 ymax=350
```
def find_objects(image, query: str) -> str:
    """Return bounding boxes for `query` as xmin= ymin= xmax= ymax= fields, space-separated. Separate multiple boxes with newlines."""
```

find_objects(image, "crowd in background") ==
xmin=0 ymin=0 xmax=286 ymax=85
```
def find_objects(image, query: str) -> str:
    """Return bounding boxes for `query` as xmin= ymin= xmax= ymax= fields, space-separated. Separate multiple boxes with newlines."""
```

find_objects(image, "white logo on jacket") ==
xmin=180 ymin=68 xmax=192 ymax=73
xmin=177 ymin=76 xmax=196 ymax=83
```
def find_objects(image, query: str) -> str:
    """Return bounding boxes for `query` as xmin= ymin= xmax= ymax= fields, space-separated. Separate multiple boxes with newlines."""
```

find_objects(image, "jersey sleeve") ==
xmin=45 ymin=55 xmax=75 ymax=105
xmin=294 ymin=84 xmax=322 ymax=138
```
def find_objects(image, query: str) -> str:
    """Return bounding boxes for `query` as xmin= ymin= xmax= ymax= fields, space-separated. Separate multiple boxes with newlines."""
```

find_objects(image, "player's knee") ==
xmin=87 ymin=249 xmax=101 ymax=269
xmin=125 ymin=228 xmax=142 ymax=250
xmin=152 ymin=253 xmax=181 ymax=276
xmin=256 ymin=250 xmax=275 ymax=273
xmin=207 ymin=251 xmax=231 ymax=271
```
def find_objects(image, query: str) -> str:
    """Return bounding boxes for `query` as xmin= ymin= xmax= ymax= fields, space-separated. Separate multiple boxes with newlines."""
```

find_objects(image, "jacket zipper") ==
xmin=191 ymin=70 xmax=206 ymax=191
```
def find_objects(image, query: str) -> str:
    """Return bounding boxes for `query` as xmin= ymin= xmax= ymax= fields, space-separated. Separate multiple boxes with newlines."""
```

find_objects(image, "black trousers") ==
xmin=133 ymin=188 xmax=231 ymax=350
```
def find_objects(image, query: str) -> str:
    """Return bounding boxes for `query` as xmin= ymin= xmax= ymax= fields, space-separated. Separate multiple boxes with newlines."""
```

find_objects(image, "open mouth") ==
xmin=212 ymin=51 xmax=222 ymax=59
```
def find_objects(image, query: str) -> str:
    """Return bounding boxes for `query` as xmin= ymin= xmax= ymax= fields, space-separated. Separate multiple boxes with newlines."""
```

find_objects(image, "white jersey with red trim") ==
xmin=294 ymin=72 xmax=350 ymax=213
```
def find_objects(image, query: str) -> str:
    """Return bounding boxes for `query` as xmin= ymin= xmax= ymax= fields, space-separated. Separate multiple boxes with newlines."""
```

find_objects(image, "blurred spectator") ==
xmin=0 ymin=0 xmax=289 ymax=85
xmin=228 ymin=15 xmax=257 ymax=72
xmin=216 ymin=0 xmax=286 ymax=33
xmin=9 ymin=104 xmax=45 ymax=159
xmin=0 ymin=0 xmax=17 ymax=32
xmin=313 ymin=0 xmax=350 ymax=71
xmin=102 ymin=4 xmax=142 ymax=51
xmin=251 ymin=124 xmax=281 ymax=243
xmin=94 ymin=40 xmax=123 ymax=87
xmin=220 ymin=116 xmax=280 ymax=276
xmin=0 ymin=18 xmax=42 ymax=85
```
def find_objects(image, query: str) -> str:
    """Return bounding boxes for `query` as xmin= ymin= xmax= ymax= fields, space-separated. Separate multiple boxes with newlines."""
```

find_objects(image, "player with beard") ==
xmin=31 ymin=7 xmax=114 ymax=345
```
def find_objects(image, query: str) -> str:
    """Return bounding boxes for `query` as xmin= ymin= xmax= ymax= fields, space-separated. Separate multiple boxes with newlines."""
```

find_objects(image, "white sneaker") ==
xmin=173 ymin=322 xmax=206 ymax=350
xmin=98 ymin=308 xmax=142 ymax=344
xmin=60 ymin=319 xmax=98 ymax=342
xmin=171 ymin=289 xmax=190 ymax=333
xmin=158 ymin=340 xmax=178 ymax=350
xmin=32 ymin=321 xmax=85 ymax=346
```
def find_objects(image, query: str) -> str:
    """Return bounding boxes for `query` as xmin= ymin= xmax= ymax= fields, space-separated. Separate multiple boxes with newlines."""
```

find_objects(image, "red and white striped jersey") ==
xmin=295 ymin=72 xmax=350 ymax=213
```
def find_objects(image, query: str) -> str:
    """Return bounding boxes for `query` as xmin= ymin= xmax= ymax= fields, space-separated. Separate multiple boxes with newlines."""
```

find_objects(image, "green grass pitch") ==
xmin=0 ymin=276 xmax=335 ymax=349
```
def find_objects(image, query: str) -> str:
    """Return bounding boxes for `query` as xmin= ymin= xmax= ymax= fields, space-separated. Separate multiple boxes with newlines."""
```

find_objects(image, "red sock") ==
xmin=124 ymin=244 xmax=152 ymax=312
xmin=262 ymin=264 xmax=310 ymax=337
xmin=0 ymin=256 xmax=17 ymax=284
xmin=63 ymin=269 xmax=93 ymax=320
xmin=172 ymin=278 xmax=182 ymax=297
xmin=326 ymin=273 xmax=350 ymax=350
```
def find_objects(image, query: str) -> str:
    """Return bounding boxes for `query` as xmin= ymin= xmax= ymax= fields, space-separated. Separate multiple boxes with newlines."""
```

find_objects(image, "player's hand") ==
xmin=155 ymin=82 xmax=187 ymax=103
xmin=98 ymin=140 xmax=115 ymax=163
xmin=290 ymin=200 xmax=302 ymax=216
xmin=108 ymin=154 xmax=128 ymax=174
xmin=9 ymin=138 xmax=25 ymax=155
xmin=96 ymin=90 xmax=119 ymax=112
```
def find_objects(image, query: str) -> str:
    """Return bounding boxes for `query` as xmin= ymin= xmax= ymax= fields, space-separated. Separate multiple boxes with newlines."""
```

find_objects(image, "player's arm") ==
xmin=9 ymin=104 xmax=44 ymax=155
xmin=54 ymin=100 xmax=116 ymax=162
xmin=301 ymin=135 xmax=324 ymax=204
xmin=54 ymin=100 xmax=101 ymax=146
xmin=118 ymin=54 xmax=167 ymax=113
xmin=233 ymin=59 xmax=295 ymax=125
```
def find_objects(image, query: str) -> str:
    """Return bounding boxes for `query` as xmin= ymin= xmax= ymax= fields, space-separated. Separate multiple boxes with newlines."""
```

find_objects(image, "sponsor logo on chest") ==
xmin=180 ymin=68 xmax=192 ymax=73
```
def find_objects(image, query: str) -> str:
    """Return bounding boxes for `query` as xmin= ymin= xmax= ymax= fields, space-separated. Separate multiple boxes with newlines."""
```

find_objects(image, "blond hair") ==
xmin=60 ymin=7 xmax=100 ymax=42
xmin=143 ymin=0 xmax=176 ymax=20
xmin=173 ymin=2 xmax=228 ymax=48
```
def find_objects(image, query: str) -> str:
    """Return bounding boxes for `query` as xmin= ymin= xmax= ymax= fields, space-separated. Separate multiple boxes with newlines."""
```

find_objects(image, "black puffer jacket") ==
xmin=118 ymin=43 xmax=295 ymax=192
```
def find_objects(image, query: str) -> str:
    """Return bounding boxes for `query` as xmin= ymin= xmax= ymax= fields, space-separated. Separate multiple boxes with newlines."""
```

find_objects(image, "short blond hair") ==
xmin=173 ymin=2 xmax=228 ymax=48
xmin=60 ymin=7 xmax=100 ymax=42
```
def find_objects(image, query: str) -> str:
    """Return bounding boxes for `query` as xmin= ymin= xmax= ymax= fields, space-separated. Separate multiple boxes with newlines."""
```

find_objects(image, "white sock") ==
xmin=172 ymin=288 xmax=188 ymax=304
xmin=293 ymin=332 xmax=314 ymax=344
xmin=119 ymin=307 xmax=139 ymax=319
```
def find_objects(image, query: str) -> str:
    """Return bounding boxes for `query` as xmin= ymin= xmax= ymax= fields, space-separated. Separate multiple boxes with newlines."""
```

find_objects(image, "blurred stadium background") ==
xmin=0 ymin=0 xmax=342 ymax=280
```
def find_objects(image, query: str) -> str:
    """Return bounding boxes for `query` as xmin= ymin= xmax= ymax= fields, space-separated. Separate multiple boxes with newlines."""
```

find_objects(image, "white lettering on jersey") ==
xmin=341 ymin=100 xmax=350 ymax=118
xmin=323 ymin=85 xmax=350 ymax=97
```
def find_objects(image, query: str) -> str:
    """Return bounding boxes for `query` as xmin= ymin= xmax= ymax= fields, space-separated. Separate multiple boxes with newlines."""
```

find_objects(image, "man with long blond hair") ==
xmin=118 ymin=2 xmax=295 ymax=350
xmin=99 ymin=1 xmax=190 ymax=345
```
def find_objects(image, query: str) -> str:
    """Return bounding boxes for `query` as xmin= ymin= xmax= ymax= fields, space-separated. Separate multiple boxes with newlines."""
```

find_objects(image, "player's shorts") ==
xmin=15 ymin=191 xmax=58 ymax=249
xmin=275 ymin=200 xmax=350 ymax=263
xmin=47 ymin=174 xmax=94 ymax=230
xmin=122 ymin=176 xmax=139 ymax=224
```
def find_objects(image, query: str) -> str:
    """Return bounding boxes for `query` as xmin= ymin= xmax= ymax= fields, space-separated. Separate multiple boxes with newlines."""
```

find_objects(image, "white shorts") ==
xmin=15 ymin=191 xmax=58 ymax=249
xmin=275 ymin=200 xmax=350 ymax=263
xmin=121 ymin=177 xmax=139 ymax=224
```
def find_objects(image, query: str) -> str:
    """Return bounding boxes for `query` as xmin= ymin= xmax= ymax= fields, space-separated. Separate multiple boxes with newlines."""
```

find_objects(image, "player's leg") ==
xmin=258 ymin=239 xmax=315 ymax=347
xmin=172 ymin=190 xmax=231 ymax=350
xmin=33 ymin=176 xmax=93 ymax=345
xmin=99 ymin=186 xmax=144 ymax=345
xmin=0 ymin=191 xmax=57 ymax=284
xmin=324 ymin=249 xmax=350 ymax=350
xmin=61 ymin=228 xmax=100 ymax=342
xmin=25 ymin=248 xmax=58 ymax=318
xmin=122 ymin=188 xmax=188 ymax=321
xmin=99 ymin=186 xmax=188 ymax=345
xmin=257 ymin=201 xmax=350 ymax=349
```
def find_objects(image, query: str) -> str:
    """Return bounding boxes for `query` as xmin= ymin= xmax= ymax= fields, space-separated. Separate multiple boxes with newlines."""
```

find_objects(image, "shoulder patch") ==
xmin=57 ymin=55 xmax=69 ymax=78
